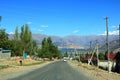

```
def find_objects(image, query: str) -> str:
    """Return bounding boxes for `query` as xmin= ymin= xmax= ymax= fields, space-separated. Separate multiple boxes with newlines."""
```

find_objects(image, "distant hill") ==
xmin=100 ymin=39 xmax=119 ymax=51
xmin=9 ymin=34 xmax=119 ymax=50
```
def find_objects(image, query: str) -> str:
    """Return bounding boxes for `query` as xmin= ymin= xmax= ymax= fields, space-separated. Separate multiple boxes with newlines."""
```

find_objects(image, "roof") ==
xmin=83 ymin=53 xmax=116 ymax=61
xmin=83 ymin=56 xmax=97 ymax=60
xmin=2 ymin=50 xmax=11 ymax=53
xmin=109 ymin=53 xmax=116 ymax=59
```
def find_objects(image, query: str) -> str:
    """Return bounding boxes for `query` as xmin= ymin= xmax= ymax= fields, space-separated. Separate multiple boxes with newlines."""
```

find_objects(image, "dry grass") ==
xmin=68 ymin=61 xmax=120 ymax=80
xmin=0 ymin=59 xmax=52 ymax=80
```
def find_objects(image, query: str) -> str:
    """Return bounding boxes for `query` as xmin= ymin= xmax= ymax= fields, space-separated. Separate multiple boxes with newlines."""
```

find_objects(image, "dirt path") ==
xmin=68 ymin=61 xmax=120 ymax=80
xmin=0 ymin=61 xmax=52 ymax=80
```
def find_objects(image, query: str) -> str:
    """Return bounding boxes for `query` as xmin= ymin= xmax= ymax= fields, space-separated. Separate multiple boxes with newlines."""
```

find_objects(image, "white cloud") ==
xmin=9 ymin=32 xmax=14 ymax=34
xmin=38 ymin=29 xmax=44 ymax=32
xmin=111 ymin=25 xmax=119 ymax=29
xmin=101 ymin=30 xmax=119 ymax=35
xmin=27 ymin=22 xmax=32 ymax=25
xmin=41 ymin=25 xmax=48 ymax=28
xmin=73 ymin=30 xmax=80 ymax=33
xmin=109 ymin=30 xmax=119 ymax=35
xmin=112 ymin=26 xmax=117 ymax=28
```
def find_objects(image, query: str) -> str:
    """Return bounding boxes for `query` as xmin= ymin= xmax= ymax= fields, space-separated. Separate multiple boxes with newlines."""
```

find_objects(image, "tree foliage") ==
xmin=64 ymin=51 xmax=68 ymax=57
xmin=0 ymin=29 xmax=8 ymax=40
xmin=20 ymin=24 xmax=33 ymax=54
xmin=39 ymin=37 xmax=62 ymax=59
xmin=0 ymin=17 xmax=14 ymax=52
xmin=11 ymin=24 xmax=37 ymax=56
xmin=0 ymin=29 xmax=11 ymax=49
xmin=0 ymin=22 xmax=61 ymax=59
xmin=99 ymin=53 xmax=105 ymax=60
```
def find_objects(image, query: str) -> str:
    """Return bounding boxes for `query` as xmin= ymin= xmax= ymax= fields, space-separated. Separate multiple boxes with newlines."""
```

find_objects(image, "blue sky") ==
xmin=0 ymin=0 xmax=120 ymax=37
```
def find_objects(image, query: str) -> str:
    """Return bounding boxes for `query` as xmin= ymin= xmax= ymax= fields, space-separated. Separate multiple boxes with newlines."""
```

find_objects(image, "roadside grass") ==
xmin=22 ymin=61 xmax=44 ymax=66
xmin=0 ymin=65 xmax=9 ymax=70
xmin=0 ymin=61 xmax=45 ymax=70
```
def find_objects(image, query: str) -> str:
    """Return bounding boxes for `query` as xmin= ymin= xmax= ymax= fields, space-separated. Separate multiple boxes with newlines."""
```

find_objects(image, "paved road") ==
xmin=9 ymin=61 xmax=93 ymax=80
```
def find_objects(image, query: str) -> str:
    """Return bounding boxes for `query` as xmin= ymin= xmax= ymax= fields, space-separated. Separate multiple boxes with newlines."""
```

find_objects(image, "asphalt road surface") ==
xmin=9 ymin=61 xmax=93 ymax=80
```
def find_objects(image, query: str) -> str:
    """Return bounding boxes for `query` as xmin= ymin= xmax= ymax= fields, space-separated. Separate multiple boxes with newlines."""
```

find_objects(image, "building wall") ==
xmin=99 ymin=60 xmax=116 ymax=71
xmin=0 ymin=52 xmax=11 ymax=60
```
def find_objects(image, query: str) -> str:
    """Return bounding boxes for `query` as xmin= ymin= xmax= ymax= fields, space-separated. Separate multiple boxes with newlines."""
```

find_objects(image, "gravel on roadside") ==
xmin=68 ymin=61 xmax=120 ymax=80
xmin=0 ymin=61 xmax=52 ymax=80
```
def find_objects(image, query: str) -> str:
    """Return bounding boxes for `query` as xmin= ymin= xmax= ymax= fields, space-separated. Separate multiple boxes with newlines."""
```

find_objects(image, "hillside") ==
xmin=100 ymin=39 xmax=119 ymax=51
xmin=9 ymin=34 xmax=119 ymax=50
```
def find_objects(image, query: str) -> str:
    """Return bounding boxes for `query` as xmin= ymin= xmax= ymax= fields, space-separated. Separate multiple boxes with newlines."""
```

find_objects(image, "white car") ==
xmin=63 ymin=59 xmax=67 ymax=62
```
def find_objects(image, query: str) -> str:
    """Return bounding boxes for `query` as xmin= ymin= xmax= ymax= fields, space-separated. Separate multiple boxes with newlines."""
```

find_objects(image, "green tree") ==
xmin=9 ymin=40 xmax=22 ymax=56
xmin=29 ymin=40 xmax=37 ymax=55
xmin=39 ymin=37 xmax=62 ymax=59
xmin=20 ymin=24 xmax=33 ymax=55
xmin=99 ymin=53 xmax=105 ymax=60
xmin=12 ymin=26 xmax=23 ymax=56
xmin=0 ymin=29 xmax=9 ymax=49
xmin=42 ymin=37 xmax=52 ymax=58
xmin=14 ymin=26 xmax=19 ymax=40
xmin=93 ymin=52 xmax=97 ymax=57
xmin=64 ymin=51 xmax=68 ymax=57
xmin=0 ymin=17 xmax=14 ymax=55
xmin=0 ymin=29 xmax=8 ymax=40
xmin=10 ymin=24 xmax=37 ymax=56
xmin=0 ymin=16 xmax=1 ymax=29
xmin=0 ymin=29 xmax=14 ymax=51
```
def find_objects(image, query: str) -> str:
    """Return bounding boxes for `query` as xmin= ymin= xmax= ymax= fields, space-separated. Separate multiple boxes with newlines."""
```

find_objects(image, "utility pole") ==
xmin=119 ymin=24 xmax=120 ymax=47
xmin=0 ymin=16 xmax=2 ymax=28
xmin=74 ymin=48 xmax=77 ymax=61
xmin=88 ymin=41 xmax=92 ymax=55
xmin=90 ymin=41 xmax=92 ymax=49
xmin=105 ymin=17 xmax=110 ymax=72
xmin=0 ymin=16 xmax=2 ymax=22
xmin=96 ymin=40 xmax=99 ymax=68
xmin=89 ymin=41 xmax=92 ymax=52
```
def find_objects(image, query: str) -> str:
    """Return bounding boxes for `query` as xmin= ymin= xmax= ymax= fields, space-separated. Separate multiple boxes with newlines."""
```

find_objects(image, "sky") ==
xmin=0 ymin=0 xmax=120 ymax=37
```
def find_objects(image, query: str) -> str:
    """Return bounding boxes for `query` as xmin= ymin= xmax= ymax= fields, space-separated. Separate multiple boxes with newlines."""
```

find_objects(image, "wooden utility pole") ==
xmin=0 ymin=16 xmax=2 ymax=28
xmin=119 ymin=24 xmax=120 ymax=47
xmin=88 ymin=41 xmax=92 ymax=55
xmin=0 ymin=16 xmax=2 ymax=22
xmin=90 ymin=41 xmax=92 ymax=49
xmin=88 ymin=42 xmax=96 ymax=65
xmin=105 ymin=17 xmax=110 ymax=72
xmin=96 ymin=40 xmax=99 ymax=68
xmin=89 ymin=41 xmax=92 ymax=52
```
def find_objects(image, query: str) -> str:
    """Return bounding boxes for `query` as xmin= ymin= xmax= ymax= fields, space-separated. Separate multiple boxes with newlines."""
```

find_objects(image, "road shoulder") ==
xmin=68 ymin=61 xmax=120 ymax=80
xmin=0 ymin=61 xmax=52 ymax=80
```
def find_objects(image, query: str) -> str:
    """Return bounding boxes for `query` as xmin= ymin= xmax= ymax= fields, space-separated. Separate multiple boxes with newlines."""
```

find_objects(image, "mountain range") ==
xmin=27 ymin=34 xmax=120 ymax=50
xmin=9 ymin=34 xmax=119 ymax=50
